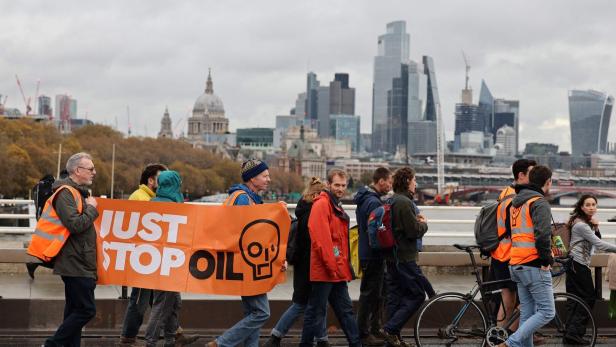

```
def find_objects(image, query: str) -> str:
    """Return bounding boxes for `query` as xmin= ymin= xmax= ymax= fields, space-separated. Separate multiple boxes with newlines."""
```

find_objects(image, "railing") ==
xmin=3 ymin=200 xmax=616 ymax=240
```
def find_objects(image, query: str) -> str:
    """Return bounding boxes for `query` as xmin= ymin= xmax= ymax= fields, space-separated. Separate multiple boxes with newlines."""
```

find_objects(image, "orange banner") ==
xmin=94 ymin=198 xmax=290 ymax=296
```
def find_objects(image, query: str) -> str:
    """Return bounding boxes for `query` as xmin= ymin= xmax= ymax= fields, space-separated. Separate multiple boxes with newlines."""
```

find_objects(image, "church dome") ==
xmin=192 ymin=69 xmax=225 ymax=115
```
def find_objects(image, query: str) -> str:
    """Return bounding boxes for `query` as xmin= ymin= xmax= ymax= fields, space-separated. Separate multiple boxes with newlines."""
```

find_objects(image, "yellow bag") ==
xmin=349 ymin=225 xmax=362 ymax=279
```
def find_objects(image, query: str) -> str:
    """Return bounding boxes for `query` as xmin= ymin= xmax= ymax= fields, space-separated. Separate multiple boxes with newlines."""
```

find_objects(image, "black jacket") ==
xmin=292 ymin=198 xmax=314 ymax=304
xmin=391 ymin=191 xmax=427 ymax=262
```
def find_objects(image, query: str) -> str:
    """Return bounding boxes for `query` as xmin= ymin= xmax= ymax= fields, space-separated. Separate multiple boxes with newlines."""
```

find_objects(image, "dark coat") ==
xmin=292 ymin=198 xmax=314 ymax=304
xmin=52 ymin=178 xmax=99 ymax=279
xmin=391 ymin=191 xmax=428 ymax=262
xmin=354 ymin=186 xmax=386 ymax=264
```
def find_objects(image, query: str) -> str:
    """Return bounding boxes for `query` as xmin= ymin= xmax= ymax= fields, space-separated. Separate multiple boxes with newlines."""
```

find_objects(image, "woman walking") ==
xmin=565 ymin=194 xmax=616 ymax=345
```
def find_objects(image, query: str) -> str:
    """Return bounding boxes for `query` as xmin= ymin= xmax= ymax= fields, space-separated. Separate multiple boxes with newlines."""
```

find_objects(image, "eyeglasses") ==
xmin=78 ymin=166 xmax=96 ymax=173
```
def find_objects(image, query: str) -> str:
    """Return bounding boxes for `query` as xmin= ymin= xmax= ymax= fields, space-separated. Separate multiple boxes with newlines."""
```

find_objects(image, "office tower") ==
xmin=569 ymin=90 xmax=614 ymax=155
xmin=495 ymin=125 xmax=516 ymax=156
xmin=38 ymin=95 xmax=52 ymax=118
xmin=478 ymin=80 xmax=494 ymax=134
xmin=493 ymin=99 xmax=519 ymax=154
xmin=372 ymin=21 xmax=410 ymax=153
xmin=330 ymin=114 xmax=361 ymax=152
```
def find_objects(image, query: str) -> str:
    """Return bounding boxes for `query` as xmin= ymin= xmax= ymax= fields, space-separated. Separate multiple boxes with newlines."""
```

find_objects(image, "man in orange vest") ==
xmin=498 ymin=165 xmax=555 ymax=347
xmin=490 ymin=159 xmax=535 ymax=331
xmin=43 ymin=153 xmax=99 ymax=347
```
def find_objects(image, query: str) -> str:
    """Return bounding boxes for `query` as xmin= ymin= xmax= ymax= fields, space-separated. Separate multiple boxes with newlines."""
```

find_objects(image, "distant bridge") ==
xmin=416 ymin=172 xmax=616 ymax=189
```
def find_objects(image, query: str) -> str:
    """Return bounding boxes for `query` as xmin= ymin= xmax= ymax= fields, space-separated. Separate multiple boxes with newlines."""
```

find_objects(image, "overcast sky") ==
xmin=2 ymin=0 xmax=616 ymax=152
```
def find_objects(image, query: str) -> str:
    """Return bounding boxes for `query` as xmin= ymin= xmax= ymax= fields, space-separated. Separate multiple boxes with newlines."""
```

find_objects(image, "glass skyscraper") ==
xmin=569 ymin=90 xmax=614 ymax=155
xmin=372 ymin=21 xmax=410 ymax=154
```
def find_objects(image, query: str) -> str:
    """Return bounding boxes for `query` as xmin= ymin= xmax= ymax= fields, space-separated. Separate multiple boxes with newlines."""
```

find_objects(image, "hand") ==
xmin=418 ymin=214 xmax=427 ymax=223
xmin=278 ymin=201 xmax=288 ymax=207
xmin=86 ymin=196 xmax=97 ymax=208
xmin=541 ymin=265 xmax=551 ymax=271
xmin=281 ymin=260 xmax=288 ymax=272
xmin=590 ymin=217 xmax=599 ymax=226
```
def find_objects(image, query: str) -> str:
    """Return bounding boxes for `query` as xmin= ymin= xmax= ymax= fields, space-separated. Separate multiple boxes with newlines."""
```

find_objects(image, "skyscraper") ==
xmin=569 ymin=90 xmax=614 ymax=155
xmin=478 ymin=80 xmax=494 ymax=134
xmin=493 ymin=99 xmax=519 ymax=154
xmin=330 ymin=114 xmax=361 ymax=152
xmin=406 ymin=56 xmax=439 ymax=155
xmin=305 ymin=72 xmax=320 ymax=128
xmin=38 ymin=95 xmax=52 ymax=118
xmin=372 ymin=21 xmax=410 ymax=153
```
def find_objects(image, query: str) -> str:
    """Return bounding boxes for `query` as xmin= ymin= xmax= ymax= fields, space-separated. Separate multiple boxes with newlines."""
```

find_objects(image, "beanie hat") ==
xmin=241 ymin=159 xmax=269 ymax=182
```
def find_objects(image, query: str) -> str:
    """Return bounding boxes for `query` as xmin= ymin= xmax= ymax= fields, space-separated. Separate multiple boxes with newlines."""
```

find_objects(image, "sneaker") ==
xmin=26 ymin=262 xmax=38 ymax=279
xmin=382 ymin=330 xmax=402 ymax=347
xmin=533 ymin=333 xmax=546 ymax=346
xmin=174 ymin=333 xmax=199 ymax=346
xmin=563 ymin=334 xmax=591 ymax=345
xmin=117 ymin=338 xmax=146 ymax=347
xmin=398 ymin=335 xmax=412 ymax=347
xmin=361 ymin=334 xmax=385 ymax=346
xmin=371 ymin=328 xmax=386 ymax=339
xmin=261 ymin=335 xmax=281 ymax=347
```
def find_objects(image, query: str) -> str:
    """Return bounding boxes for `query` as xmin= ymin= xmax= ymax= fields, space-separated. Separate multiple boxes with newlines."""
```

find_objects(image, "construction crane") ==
xmin=15 ymin=75 xmax=32 ymax=116
xmin=462 ymin=51 xmax=470 ymax=90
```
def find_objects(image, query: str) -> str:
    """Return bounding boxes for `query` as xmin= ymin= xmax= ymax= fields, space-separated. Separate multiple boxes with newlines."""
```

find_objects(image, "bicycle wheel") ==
xmin=535 ymin=292 xmax=597 ymax=346
xmin=414 ymin=292 xmax=488 ymax=347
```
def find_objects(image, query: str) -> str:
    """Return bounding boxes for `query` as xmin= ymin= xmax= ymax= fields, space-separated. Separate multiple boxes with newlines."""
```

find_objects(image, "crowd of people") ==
xmin=33 ymin=152 xmax=616 ymax=347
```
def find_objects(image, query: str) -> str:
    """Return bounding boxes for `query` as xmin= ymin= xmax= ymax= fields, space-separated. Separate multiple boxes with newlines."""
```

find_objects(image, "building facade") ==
xmin=569 ymin=89 xmax=614 ymax=155
xmin=158 ymin=107 xmax=173 ymax=138
xmin=187 ymin=69 xmax=229 ymax=141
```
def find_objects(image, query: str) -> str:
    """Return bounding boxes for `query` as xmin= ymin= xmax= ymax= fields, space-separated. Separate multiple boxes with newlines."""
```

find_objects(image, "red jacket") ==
xmin=308 ymin=191 xmax=353 ymax=282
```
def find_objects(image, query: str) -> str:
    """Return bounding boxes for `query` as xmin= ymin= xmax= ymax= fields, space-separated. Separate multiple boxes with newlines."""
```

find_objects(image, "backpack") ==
xmin=474 ymin=194 xmax=514 ymax=255
xmin=367 ymin=200 xmax=395 ymax=250
xmin=32 ymin=174 xmax=55 ymax=220
xmin=285 ymin=218 xmax=299 ymax=265
xmin=349 ymin=224 xmax=362 ymax=279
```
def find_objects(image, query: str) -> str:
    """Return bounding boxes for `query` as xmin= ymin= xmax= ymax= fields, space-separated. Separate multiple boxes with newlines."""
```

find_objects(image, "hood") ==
xmin=227 ymin=183 xmax=263 ymax=204
xmin=512 ymin=184 xmax=544 ymax=207
xmin=52 ymin=177 xmax=89 ymax=197
xmin=295 ymin=198 xmax=313 ymax=218
xmin=154 ymin=170 xmax=183 ymax=203
xmin=353 ymin=185 xmax=381 ymax=206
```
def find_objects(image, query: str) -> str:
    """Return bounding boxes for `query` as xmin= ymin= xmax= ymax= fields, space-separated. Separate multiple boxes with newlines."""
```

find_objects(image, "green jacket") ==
xmin=52 ymin=178 xmax=99 ymax=279
xmin=391 ymin=191 xmax=428 ymax=262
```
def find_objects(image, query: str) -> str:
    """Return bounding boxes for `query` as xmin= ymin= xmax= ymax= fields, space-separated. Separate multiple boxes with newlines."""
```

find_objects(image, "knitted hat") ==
xmin=241 ymin=159 xmax=269 ymax=182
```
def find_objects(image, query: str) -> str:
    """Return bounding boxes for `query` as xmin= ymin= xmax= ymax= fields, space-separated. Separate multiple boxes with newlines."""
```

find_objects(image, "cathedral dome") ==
xmin=192 ymin=69 xmax=225 ymax=115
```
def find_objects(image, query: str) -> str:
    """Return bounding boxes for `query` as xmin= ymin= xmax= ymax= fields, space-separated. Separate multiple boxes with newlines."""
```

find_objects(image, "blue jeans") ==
xmin=217 ymin=293 xmax=270 ymax=347
xmin=506 ymin=265 xmax=555 ymax=347
xmin=271 ymin=302 xmax=328 ymax=342
xmin=300 ymin=282 xmax=360 ymax=347
xmin=121 ymin=287 xmax=153 ymax=338
xmin=144 ymin=291 xmax=181 ymax=347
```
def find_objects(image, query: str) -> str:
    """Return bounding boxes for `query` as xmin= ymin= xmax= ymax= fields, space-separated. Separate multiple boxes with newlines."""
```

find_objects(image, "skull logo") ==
xmin=239 ymin=219 xmax=280 ymax=280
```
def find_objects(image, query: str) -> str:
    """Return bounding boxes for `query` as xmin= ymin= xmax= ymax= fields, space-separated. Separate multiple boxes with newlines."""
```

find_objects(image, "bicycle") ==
xmin=413 ymin=244 xmax=597 ymax=346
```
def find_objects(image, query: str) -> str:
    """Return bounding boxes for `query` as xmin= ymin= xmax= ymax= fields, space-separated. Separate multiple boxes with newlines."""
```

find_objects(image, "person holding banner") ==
xmin=300 ymin=169 xmax=362 ymax=347
xmin=262 ymin=177 xmax=330 ymax=347
xmin=43 ymin=153 xmax=99 ymax=347
xmin=207 ymin=159 xmax=278 ymax=347
xmin=143 ymin=170 xmax=199 ymax=347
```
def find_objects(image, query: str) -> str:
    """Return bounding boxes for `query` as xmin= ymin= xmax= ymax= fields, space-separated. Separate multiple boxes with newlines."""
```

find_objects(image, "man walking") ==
xmin=490 ymin=159 xmax=535 ymax=333
xmin=499 ymin=165 xmax=555 ymax=347
xmin=143 ymin=170 xmax=198 ymax=347
xmin=206 ymin=159 xmax=276 ymax=347
xmin=120 ymin=163 xmax=167 ymax=346
xmin=354 ymin=167 xmax=392 ymax=346
xmin=42 ymin=153 xmax=99 ymax=347
xmin=300 ymin=169 xmax=361 ymax=347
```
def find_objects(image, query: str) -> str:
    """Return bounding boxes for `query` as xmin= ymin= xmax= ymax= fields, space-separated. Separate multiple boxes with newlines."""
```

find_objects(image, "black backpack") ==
xmin=32 ymin=174 xmax=55 ymax=220
xmin=285 ymin=218 xmax=299 ymax=265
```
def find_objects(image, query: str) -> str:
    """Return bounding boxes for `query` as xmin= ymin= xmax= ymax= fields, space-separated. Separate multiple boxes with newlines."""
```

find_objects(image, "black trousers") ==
xmin=357 ymin=259 xmax=385 ymax=336
xmin=45 ymin=276 xmax=97 ymax=347
xmin=565 ymin=260 xmax=596 ymax=337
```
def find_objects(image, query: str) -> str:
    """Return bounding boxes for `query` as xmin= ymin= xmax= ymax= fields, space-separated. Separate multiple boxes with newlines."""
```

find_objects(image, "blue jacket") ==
xmin=227 ymin=183 xmax=263 ymax=205
xmin=354 ymin=185 xmax=385 ymax=263
xmin=152 ymin=171 xmax=183 ymax=203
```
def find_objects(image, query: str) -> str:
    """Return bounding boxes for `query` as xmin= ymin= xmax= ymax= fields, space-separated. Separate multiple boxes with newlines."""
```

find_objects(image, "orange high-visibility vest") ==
xmin=491 ymin=186 xmax=516 ymax=262
xmin=27 ymin=185 xmax=83 ymax=262
xmin=509 ymin=196 xmax=542 ymax=265
xmin=223 ymin=190 xmax=255 ymax=206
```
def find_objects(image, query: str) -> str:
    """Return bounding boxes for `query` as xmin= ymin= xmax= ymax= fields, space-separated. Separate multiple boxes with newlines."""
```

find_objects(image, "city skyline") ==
xmin=2 ymin=1 xmax=616 ymax=152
